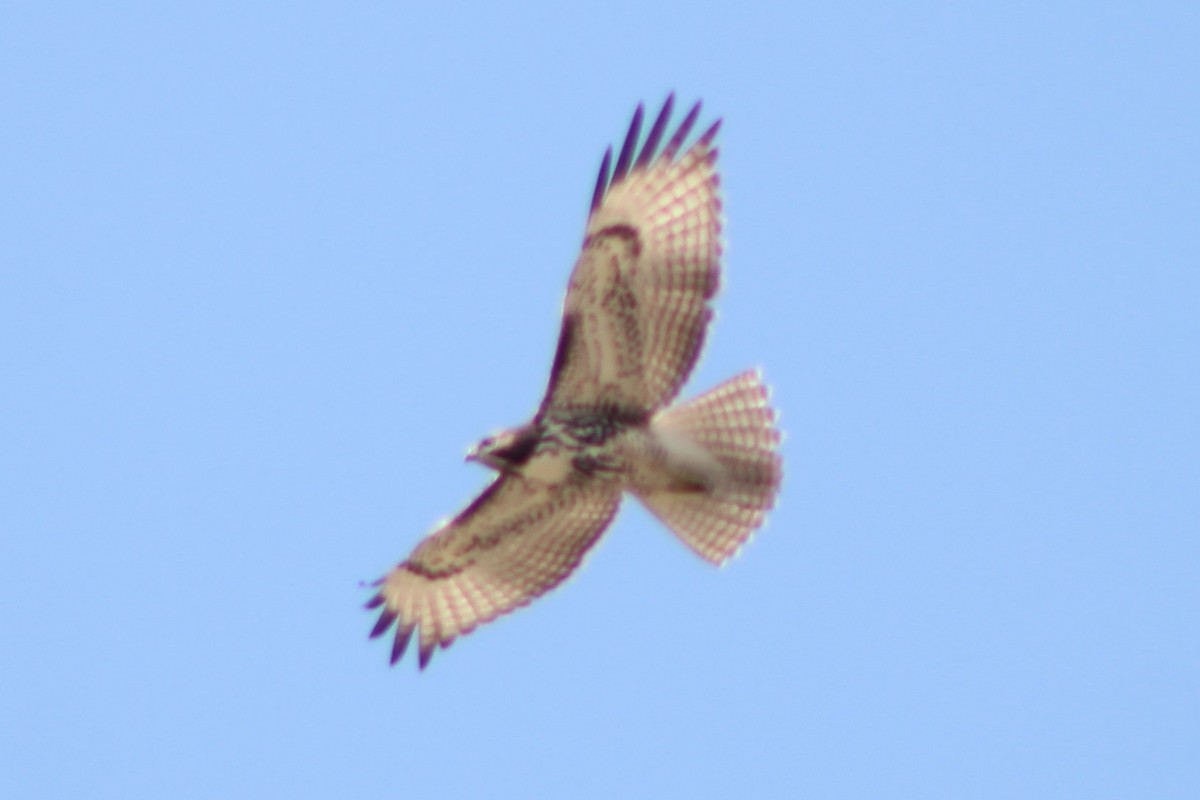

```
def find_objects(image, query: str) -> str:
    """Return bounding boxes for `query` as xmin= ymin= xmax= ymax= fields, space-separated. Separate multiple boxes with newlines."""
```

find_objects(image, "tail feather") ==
xmin=636 ymin=369 xmax=783 ymax=564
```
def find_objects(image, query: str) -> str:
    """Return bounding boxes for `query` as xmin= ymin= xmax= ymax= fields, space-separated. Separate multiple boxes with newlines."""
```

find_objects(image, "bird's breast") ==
xmin=518 ymin=446 xmax=578 ymax=484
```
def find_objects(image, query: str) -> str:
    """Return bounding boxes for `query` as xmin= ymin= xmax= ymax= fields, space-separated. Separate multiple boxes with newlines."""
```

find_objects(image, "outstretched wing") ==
xmin=366 ymin=476 xmax=622 ymax=669
xmin=540 ymin=95 xmax=723 ymax=418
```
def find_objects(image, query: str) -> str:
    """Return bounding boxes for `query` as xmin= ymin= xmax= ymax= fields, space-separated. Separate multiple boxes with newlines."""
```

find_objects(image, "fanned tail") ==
xmin=635 ymin=370 xmax=783 ymax=564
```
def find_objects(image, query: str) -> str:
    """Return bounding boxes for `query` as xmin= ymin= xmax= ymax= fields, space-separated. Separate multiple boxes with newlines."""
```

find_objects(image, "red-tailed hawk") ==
xmin=367 ymin=95 xmax=782 ymax=668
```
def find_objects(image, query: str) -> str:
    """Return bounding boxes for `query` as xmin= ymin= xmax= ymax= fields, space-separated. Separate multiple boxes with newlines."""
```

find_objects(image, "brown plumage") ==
xmin=367 ymin=95 xmax=782 ymax=669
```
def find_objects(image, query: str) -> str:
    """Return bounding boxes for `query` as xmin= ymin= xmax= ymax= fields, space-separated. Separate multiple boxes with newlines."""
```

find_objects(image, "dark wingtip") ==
xmin=590 ymin=146 xmax=612 ymax=213
xmin=635 ymin=93 xmax=675 ymax=170
xmin=611 ymin=102 xmax=644 ymax=185
xmin=417 ymin=641 xmax=434 ymax=671
xmin=699 ymin=117 xmax=722 ymax=146
xmin=390 ymin=625 xmax=414 ymax=666
xmin=590 ymin=96 xmax=712 ymax=215
xmin=363 ymin=593 xmax=384 ymax=610
xmin=369 ymin=607 xmax=397 ymax=639
xmin=663 ymin=101 xmax=702 ymax=159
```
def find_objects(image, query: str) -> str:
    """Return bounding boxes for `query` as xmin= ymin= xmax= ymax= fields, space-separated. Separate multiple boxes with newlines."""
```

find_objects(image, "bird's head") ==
xmin=467 ymin=424 xmax=540 ymax=473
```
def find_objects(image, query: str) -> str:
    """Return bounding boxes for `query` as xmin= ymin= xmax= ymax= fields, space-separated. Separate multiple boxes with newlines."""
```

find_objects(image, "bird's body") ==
xmin=367 ymin=96 xmax=783 ymax=668
xmin=478 ymin=408 xmax=724 ymax=493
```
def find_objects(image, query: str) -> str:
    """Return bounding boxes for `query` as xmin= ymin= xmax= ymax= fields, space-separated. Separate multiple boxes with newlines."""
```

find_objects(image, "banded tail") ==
xmin=635 ymin=370 xmax=783 ymax=564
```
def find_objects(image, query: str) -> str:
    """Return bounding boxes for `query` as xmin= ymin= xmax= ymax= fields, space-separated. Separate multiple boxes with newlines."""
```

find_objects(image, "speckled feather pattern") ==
xmin=543 ymin=95 xmax=722 ymax=414
xmin=367 ymin=97 xmax=782 ymax=669
xmin=369 ymin=478 xmax=620 ymax=668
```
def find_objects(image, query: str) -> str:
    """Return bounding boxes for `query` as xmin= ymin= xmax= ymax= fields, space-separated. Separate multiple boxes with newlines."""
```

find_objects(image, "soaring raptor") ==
xmin=367 ymin=96 xmax=782 ymax=668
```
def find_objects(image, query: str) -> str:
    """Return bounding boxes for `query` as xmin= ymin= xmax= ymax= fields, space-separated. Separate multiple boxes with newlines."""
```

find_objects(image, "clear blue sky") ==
xmin=3 ymin=3 xmax=1197 ymax=798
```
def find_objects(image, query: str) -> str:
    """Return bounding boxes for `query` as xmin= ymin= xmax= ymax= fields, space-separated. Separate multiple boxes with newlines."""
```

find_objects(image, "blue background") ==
xmin=3 ymin=3 xmax=1197 ymax=797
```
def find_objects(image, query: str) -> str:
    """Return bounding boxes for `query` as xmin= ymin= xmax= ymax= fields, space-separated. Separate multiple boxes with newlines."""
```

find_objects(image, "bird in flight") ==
xmin=366 ymin=95 xmax=783 ymax=669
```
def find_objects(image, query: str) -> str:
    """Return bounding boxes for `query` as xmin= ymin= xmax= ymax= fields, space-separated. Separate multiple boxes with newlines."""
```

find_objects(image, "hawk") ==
xmin=367 ymin=95 xmax=782 ymax=669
